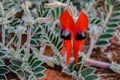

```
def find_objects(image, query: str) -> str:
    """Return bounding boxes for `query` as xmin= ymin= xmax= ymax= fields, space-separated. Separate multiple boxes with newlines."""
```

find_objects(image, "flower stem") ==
xmin=87 ymin=36 xmax=95 ymax=58
xmin=16 ymin=33 xmax=22 ymax=58
xmin=2 ymin=25 xmax=5 ymax=48
xmin=26 ymin=27 xmax=31 ymax=59
xmin=85 ymin=59 xmax=111 ymax=68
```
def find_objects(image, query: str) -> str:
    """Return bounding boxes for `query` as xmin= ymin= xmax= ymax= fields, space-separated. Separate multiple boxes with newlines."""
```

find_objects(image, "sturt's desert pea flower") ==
xmin=60 ymin=10 xmax=74 ymax=67
xmin=60 ymin=9 xmax=88 ymax=67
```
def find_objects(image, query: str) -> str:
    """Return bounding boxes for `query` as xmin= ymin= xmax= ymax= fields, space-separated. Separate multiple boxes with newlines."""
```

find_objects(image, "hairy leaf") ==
xmin=81 ymin=67 xmax=95 ymax=77
xmin=84 ymin=74 xmax=99 ymax=80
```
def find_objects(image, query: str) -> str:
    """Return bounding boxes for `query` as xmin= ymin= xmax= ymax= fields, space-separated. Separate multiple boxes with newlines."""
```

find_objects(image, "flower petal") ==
xmin=75 ymin=10 xmax=88 ymax=32
xmin=73 ymin=40 xmax=83 ymax=67
xmin=60 ymin=10 xmax=74 ymax=30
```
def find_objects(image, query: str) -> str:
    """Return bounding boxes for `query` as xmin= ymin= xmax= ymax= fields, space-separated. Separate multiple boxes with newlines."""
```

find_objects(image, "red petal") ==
xmin=61 ymin=40 xmax=72 ymax=66
xmin=73 ymin=40 xmax=83 ymax=67
xmin=60 ymin=10 xmax=74 ymax=29
xmin=66 ymin=40 xmax=72 ymax=66
xmin=75 ymin=10 xmax=88 ymax=32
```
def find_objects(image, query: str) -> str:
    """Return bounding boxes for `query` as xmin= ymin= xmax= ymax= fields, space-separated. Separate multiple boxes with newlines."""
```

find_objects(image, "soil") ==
xmin=40 ymin=68 xmax=73 ymax=80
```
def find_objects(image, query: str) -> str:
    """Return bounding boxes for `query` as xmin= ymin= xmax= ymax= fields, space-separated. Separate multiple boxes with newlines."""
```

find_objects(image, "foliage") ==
xmin=0 ymin=0 xmax=46 ymax=80
xmin=82 ymin=0 xmax=120 ymax=58
xmin=0 ymin=0 xmax=120 ymax=80
xmin=0 ymin=48 xmax=8 ymax=80
xmin=0 ymin=45 xmax=45 ymax=80
xmin=8 ymin=54 xmax=45 ymax=80
xmin=94 ymin=0 xmax=120 ymax=47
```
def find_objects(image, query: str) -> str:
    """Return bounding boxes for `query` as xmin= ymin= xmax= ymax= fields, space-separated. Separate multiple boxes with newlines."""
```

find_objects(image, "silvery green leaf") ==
xmin=107 ymin=24 xmax=118 ymax=29
xmin=84 ymin=74 xmax=99 ymax=80
xmin=10 ymin=59 xmax=22 ymax=66
xmin=106 ymin=29 xmax=116 ymax=33
xmin=22 ymin=16 xmax=34 ymax=26
xmin=62 ymin=68 xmax=72 ymax=75
xmin=8 ymin=64 xmax=20 ymax=72
xmin=109 ymin=19 xmax=120 ymax=23
xmin=0 ymin=2 xmax=4 ymax=16
xmin=81 ymin=67 xmax=95 ymax=77
xmin=106 ymin=2 xmax=110 ymax=12
xmin=78 ymin=75 xmax=85 ymax=80
xmin=36 ymin=72 xmax=44 ymax=78
xmin=69 ymin=61 xmax=75 ymax=70
xmin=0 ymin=67 xmax=9 ymax=74
xmin=72 ymin=62 xmax=83 ymax=72
xmin=0 ymin=43 xmax=2 ymax=48
xmin=22 ymin=1 xmax=31 ymax=16
xmin=15 ymin=26 xmax=26 ymax=34
xmin=0 ymin=75 xmax=7 ymax=80
xmin=96 ymin=40 xmax=110 ymax=47
xmin=34 ymin=17 xmax=52 ymax=24
xmin=31 ymin=60 xmax=42 ymax=69
xmin=16 ymin=69 xmax=25 ymax=80
xmin=0 ymin=50 xmax=6 ymax=58
xmin=71 ymin=71 xmax=77 ymax=76
xmin=44 ymin=2 xmax=67 ymax=8
xmin=33 ymin=66 xmax=45 ymax=74
xmin=28 ymin=75 xmax=35 ymax=80
xmin=45 ymin=59 xmax=54 ymax=67
xmin=110 ymin=62 xmax=120 ymax=74
xmin=30 ymin=40 xmax=38 ymax=46
xmin=29 ymin=57 xmax=38 ymax=66
xmin=0 ymin=59 xmax=4 ymax=66
xmin=99 ymin=33 xmax=113 ymax=40
xmin=28 ymin=54 xmax=35 ymax=64
xmin=112 ymin=11 xmax=120 ymax=17
xmin=6 ymin=8 xmax=16 ymax=19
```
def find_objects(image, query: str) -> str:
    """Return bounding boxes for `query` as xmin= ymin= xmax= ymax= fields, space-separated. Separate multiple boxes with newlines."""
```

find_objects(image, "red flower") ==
xmin=60 ymin=9 xmax=88 ymax=67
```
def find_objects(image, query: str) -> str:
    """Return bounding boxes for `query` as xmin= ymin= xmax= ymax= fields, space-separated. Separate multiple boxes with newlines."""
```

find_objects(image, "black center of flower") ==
xmin=60 ymin=30 xmax=71 ymax=40
xmin=76 ymin=32 xmax=87 ymax=40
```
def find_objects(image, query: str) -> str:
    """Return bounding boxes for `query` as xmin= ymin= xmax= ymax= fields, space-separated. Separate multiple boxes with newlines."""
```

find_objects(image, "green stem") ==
xmin=85 ymin=59 xmax=111 ymax=68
